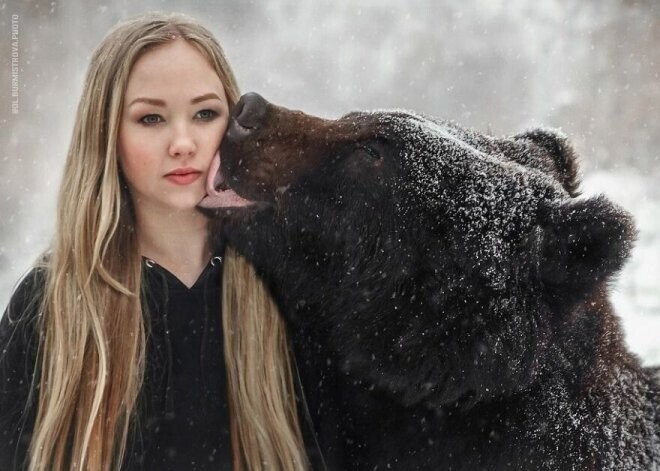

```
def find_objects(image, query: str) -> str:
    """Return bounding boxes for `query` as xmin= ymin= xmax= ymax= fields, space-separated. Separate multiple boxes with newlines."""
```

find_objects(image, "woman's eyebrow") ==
xmin=191 ymin=92 xmax=222 ymax=104
xmin=128 ymin=93 xmax=222 ymax=107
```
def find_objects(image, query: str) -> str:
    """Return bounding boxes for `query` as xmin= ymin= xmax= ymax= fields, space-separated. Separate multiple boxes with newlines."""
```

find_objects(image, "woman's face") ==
xmin=118 ymin=38 xmax=230 ymax=214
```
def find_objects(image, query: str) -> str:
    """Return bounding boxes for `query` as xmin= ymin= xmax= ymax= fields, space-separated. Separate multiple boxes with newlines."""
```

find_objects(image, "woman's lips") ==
xmin=165 ymin=170 xmax=202 ymax=185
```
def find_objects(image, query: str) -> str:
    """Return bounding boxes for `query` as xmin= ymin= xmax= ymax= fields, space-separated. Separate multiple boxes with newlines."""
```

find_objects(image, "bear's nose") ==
xmin=231 ymin=92 xmax=267 ymax=132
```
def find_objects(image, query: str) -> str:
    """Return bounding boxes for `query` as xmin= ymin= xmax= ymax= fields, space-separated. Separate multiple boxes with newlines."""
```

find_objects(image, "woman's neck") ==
xmin=135 ymin=204 xmax=212 ymax=288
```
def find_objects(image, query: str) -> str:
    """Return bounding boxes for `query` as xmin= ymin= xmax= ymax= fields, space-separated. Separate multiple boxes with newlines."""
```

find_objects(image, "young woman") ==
xmin=0 ymin=12 xmax=313 ymax=470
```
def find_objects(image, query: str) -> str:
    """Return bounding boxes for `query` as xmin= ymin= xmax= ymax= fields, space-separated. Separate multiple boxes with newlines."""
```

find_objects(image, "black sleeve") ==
xmin=0 ymin=268 xmax=46 ymax=471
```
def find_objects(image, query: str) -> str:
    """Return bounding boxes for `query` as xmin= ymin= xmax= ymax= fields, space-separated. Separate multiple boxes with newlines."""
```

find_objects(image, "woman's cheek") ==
xmin=119 ymin=143 xmax=155 ymax=190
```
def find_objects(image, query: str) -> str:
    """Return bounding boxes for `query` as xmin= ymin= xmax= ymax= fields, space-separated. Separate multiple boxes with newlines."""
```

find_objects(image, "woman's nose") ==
xmin=169 ymin=124 xmax=197 ymax=158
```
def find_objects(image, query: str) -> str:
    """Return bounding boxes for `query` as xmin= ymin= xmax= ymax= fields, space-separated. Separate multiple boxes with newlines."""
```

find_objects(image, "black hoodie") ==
xmin=0 ymin=253 xmax=327 ymax=470
xmin=0 ymin=254 xmax=231 ymax=470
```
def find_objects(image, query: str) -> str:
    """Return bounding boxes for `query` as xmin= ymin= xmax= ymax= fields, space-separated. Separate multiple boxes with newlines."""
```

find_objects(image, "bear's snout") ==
xmin=216 ymin=93 xmax=334 ymax=206
xmin=226 ymin=92 xmax=268 ymax=140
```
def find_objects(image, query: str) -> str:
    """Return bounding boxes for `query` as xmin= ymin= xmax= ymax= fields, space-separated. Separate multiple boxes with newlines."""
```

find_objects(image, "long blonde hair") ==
xmin=31 ymin=12 xmax=307 ymax=470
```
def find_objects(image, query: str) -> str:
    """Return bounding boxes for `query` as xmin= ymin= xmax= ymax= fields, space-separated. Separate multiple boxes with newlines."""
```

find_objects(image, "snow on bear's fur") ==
xmin=201 ymin=93 xmax=660 ymax=471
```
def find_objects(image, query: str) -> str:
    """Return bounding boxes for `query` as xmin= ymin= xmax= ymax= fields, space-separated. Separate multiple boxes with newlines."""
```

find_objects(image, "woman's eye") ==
xmin=137 ymin=109 xmax=218 ymax=126
xmin=139 ymin=114 xmax=163 ymax=125
xmin=195 ymin=109 xmax=218 ymax=120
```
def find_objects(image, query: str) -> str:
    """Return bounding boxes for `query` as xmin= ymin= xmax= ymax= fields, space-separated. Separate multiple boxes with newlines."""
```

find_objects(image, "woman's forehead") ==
xmin=124 ymin=39 xmax=225 ymax=101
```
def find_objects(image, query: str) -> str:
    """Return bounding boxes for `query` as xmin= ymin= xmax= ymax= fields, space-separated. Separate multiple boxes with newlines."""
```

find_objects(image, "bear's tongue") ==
xmin=205 ymin=149 xmax=223 ymax=196
xmin=198 ymin=150 xmax=255 ymax=209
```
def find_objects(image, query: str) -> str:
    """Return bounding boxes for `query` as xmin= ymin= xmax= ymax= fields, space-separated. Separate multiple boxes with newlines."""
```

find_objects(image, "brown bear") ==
xmin=199 ymin=93 xmax=660 ymax=470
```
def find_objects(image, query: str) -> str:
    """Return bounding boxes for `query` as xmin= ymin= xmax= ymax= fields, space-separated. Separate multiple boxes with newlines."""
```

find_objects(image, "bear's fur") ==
xmin=200 ymin=93 xmax=660 ymax=470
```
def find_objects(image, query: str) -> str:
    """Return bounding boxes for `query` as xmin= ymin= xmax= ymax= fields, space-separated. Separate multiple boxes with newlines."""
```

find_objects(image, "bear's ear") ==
xmin=538 ymin=195 xmax=636 ymax=305
xmin=514 ymin=128 xmax=581 ymax=197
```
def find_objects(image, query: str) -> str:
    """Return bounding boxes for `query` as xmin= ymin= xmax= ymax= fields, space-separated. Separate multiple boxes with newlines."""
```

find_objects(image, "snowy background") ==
xmin=1 ymin=0 xmax=658 ymax=364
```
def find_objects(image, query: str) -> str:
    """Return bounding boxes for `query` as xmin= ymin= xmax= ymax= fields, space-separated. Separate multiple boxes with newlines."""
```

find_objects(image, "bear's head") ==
xmin=199 ymin=93 xmax=636 ymax=409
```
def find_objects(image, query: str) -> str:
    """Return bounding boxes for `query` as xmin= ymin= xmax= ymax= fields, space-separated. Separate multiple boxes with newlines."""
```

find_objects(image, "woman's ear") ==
xmin=538 ymin=195 xmax=636 ymax=306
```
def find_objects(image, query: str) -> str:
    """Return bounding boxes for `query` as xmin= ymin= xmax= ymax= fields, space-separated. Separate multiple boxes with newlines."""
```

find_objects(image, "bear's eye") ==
xmin=356 ymin=145 xmax=382 ymax=161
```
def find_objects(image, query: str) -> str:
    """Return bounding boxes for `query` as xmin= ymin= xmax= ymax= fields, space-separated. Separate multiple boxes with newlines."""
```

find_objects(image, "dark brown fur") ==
xmin=203 ymin=93 xmax=660 ymax=470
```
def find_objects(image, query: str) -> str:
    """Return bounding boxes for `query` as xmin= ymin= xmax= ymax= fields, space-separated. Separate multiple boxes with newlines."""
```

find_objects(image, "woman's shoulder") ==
xmin=2 ymin=262 xmax=48 ymax=324
xmin=1 ymin=259 xmax=49 ymax=354
xmin=0 ymin=257 xmax=49 ymax=381
xmin=0 ymin=261 xmax=48 ymax=469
